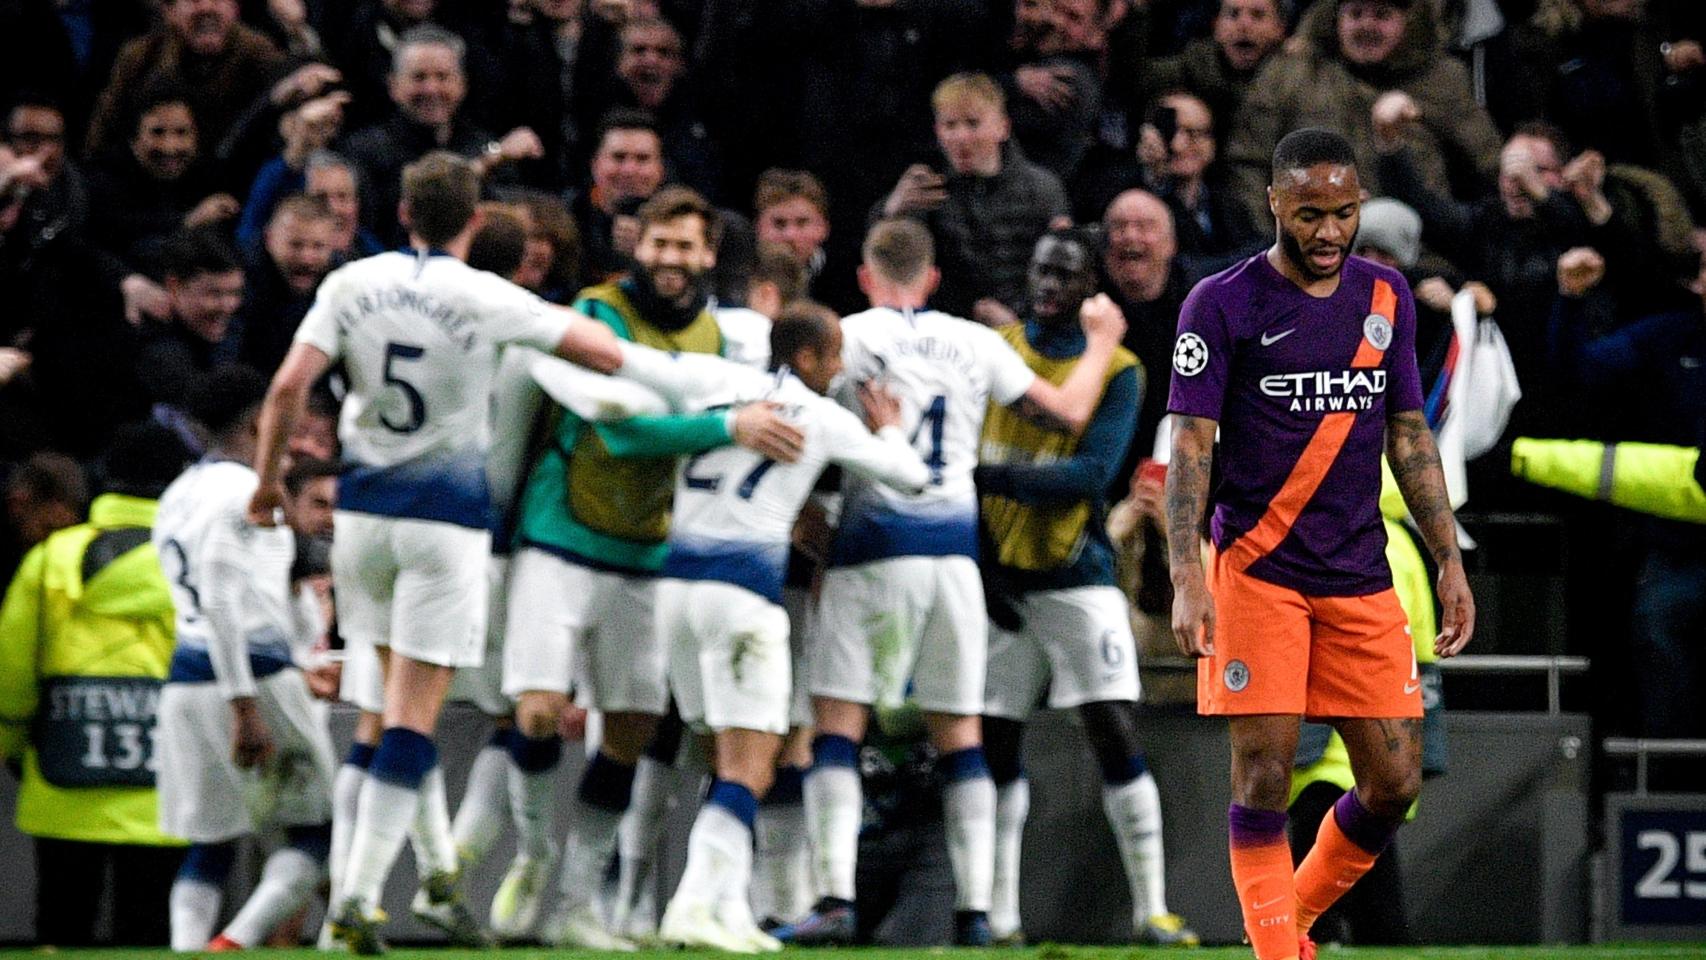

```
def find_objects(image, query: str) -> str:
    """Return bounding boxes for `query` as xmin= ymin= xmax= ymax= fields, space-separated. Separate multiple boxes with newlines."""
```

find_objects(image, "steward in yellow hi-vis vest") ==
xmin=0 ymin=423 xmax=190 ymax=946
xmin=974 ymin=231 xmax=1199 ymax=947
xmin=1511 ymin=437 xmax=1706 ymax=524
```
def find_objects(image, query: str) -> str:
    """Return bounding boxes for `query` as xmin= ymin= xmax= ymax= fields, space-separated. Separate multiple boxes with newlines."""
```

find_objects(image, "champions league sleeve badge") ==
xmin=1173 ymin=332 xmax=1209 ymax=377
xmin=1363 ymin=313 xmax=1393 ymax=352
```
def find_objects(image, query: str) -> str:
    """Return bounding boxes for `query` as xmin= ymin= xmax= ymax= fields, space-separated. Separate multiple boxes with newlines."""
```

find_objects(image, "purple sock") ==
xmin=1333 ymin=789 xmax=1402 ymax=855
xmin=1228 ymin=803 xmax=1288 ymax=848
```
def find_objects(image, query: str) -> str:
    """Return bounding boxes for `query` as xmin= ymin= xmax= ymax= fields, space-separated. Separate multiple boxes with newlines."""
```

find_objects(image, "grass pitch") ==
xmin=2 ymin=945 xmax=1701 ymax=960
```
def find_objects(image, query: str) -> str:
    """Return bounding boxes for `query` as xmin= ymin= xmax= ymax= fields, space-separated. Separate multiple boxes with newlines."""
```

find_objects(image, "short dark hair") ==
xmin=468 ymin=203 xmax=529 ymax=277
xmin=187 ymin=365 xmax=269 ymax=439
xmin=862 ymin=218 xmax=934 ymax=284
xmin=285 ymin=456 xmax=340 ymax=496
xmin=750 ymin=243 xmax=809 ymax=304
xmin=99 ymin=420 xmax=193 ymax=498
xmin=1512 ymin=120 xmax=1572 ymax=164
xmin=769 ymin=300 xmax=840 ymax=372
xmin=401 ymin=151 xmax=480 ymax=245
xmin=128 ymin=81 xmax=195 ymax=139
xmin=1272 ymin=127 xmax=1357 ymax=183
xmin=7 ymin=452 xmax=88 ymax=512
xmin=1037 ymin=224 xmax=1101 ymax=264
xmin=160 ymin=228 xmax=240 ymax=281
xmin=594 ymin=108 xmax=661 ymax=153
xmin=636 ymin=185 xmax=721 ymax=249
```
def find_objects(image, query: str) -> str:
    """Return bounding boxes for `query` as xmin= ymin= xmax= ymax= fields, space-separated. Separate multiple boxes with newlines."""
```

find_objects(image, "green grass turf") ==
xmin=3 ymin=946 xmax=1702 ymax=960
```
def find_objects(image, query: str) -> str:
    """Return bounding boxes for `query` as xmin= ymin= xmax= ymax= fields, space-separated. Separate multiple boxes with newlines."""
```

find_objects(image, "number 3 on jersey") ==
xmin=910 ymin=393 xmax=946 ymax=485
xmin=382 ymin=341 xmax=426 ymax=433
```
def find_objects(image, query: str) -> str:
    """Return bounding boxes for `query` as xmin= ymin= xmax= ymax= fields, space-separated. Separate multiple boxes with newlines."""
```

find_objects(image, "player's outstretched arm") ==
xmin=1386 ymin=409 xmax=1476 ymax=657
xmin=1012 ymin=293 xmax=1128 ymax=433
xmin=552 ymin=307 xmax=625 ymax=374
xmin=1166 ymin=414 xmax=1217 ymax=658
xmin=248 ymin=342 xmax=333 ymax=526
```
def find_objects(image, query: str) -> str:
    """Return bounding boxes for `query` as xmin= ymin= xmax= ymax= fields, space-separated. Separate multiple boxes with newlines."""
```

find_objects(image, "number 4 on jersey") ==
xmin=910 ymin=394 xmax=946 ymax=485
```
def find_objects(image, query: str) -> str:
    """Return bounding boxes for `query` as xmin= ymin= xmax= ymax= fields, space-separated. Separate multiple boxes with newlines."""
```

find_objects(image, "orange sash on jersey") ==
xmin=1225 ymin=279 xmax=1395 ymax=571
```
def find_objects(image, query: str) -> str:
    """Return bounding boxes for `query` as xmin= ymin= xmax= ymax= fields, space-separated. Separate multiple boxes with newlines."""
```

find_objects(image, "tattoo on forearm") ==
xmin=1386 ymin=412 xmax=1459 ymax=566
xmin=1166 ymin=421 xmax=1216 ymax=572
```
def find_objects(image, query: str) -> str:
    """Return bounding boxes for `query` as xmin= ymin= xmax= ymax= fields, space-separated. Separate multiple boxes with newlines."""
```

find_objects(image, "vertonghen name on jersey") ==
xmin=335 ymin=284 xmax=482 ymax=351
xmin=1259 ymin=369 xmax=1388 ymax=413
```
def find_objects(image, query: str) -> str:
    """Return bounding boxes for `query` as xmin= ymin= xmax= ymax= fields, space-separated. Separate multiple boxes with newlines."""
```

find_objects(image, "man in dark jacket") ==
xmin=232 ymin=195 xmax=337 ymax=375
xmin=876 ymin=72 xmax=1068 ymax=322
xmin=1142 ymin=0 xmax=1289 ymax=136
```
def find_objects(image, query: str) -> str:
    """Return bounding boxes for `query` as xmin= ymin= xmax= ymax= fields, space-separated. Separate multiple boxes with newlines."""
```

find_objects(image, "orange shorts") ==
xmin=1197 ymin=546 xmax=1422 ymax=719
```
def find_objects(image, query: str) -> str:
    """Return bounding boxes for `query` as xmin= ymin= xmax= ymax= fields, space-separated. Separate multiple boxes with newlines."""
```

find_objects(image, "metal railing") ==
xmin=1602 ymin=738 xmax=1706 ymax=795
xmin=1143 ymin=654 xmax=1590 ymax=715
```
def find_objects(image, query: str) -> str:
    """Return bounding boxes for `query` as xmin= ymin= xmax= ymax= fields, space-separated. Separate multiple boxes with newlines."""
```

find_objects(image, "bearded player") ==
xmin=1165 ymin=128 xmax=1474 ymax=960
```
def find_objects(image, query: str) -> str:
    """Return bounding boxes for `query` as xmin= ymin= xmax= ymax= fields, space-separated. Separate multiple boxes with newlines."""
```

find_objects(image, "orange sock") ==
xmin=1228 ymin=805 xmax=1298 ymax=960
xmin=1293 ymin=795 xmax=1386 ymax=934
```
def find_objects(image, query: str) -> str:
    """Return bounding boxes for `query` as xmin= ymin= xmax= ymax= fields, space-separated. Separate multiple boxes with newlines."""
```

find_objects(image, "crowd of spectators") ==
xmin=0 ymin=0 xmax=1701 ymax=760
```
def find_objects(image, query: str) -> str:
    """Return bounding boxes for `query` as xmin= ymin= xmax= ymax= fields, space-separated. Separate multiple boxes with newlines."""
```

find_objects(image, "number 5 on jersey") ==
xmin=382 ymin=341 xmax=426 ymax=433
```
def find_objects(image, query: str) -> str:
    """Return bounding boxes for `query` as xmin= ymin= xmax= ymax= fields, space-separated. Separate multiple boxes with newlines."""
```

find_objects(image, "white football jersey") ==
xmin=293 ymin=250 xmax=572 ymax=527
xmin=154 ymin=460 xmax=299 ymax=699
xmin=716 ymin=306 xmax=772 ymax=370
xmin=830 ymin=306 xmax=1036 ymax=565
xmin=662 ymin=367 xmax=929 ymax=602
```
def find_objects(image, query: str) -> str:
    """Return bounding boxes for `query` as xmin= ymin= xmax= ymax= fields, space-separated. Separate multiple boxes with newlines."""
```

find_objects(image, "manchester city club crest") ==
xmin=1173 ymin=332 xmax=1209 ymax=377
xmin=1363 ymin=313 xmax=1393 ymax=351
xmin=1224 ymin=659 xmax=1250 ymax=693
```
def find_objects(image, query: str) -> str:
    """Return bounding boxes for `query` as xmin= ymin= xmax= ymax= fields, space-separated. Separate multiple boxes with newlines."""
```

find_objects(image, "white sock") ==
xmin=672 ymin=804 xmax=753 ymax=908
xmin=802 ymin=765 xmax=861 ymax=901
xmin=751 ymin=802 xmax=811 ymax=920
xmin=1103 ymin=772 xmax=1167 ymax=923
xmin=343 ymin=777 xmax=422 ymax=911
xmin=944 ymin=774 xmax=997 ymax=912
xmin=453 ymin=743 xmax=511 ymax=867
xmin=169 ymin=877 xmax=222 ymax=951
xmin=613 ymin=756 xmax=675 ymax=930
xmin=991 ymin=778 xmax=1030 ymax=938
xmin=555 ymin=804 xmax=626 ymax=913
xmin=411 ymin=765 xmax=458 ymax=881
xmin=509 ymin=749 xmax=562 ymax=861
xmin=328 ymin=761 xmax=368 ymax=909
xmin=220 ymin=847 xmax=324 ymax=947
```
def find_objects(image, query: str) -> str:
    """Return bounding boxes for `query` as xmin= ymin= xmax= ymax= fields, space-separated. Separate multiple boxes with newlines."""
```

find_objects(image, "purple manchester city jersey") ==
xmin=1166 ymin=253 xmax=1424 ymax=596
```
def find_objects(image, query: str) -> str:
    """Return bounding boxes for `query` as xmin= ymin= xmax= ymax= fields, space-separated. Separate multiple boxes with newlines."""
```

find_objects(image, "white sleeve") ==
xmin=530 ymin=352 xmax=672 ymax=422
xmin=197 ymin=505 xmax=263 ymax=700
xmin=293 ymin=264 xmax=347 ymax=362
xmin=488 ymin=347 xmax=548 ymax=517
xmin=482 ymin=273 xmax=575 ymax=351
xmin=614 ymin=341 xmax=766 ymax=410
xmin=975 ymin=325 xmax=1039 ymax=406
xmin=819 ymin=401 xmax=931 ymax=495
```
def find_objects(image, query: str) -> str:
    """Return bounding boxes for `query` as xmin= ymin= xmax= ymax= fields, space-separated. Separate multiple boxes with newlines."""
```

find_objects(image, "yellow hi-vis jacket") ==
xmin=0 ymin=494 xmax=182 ymax=845
xmin=1512 ymin=438 xmax=1706 ymax=524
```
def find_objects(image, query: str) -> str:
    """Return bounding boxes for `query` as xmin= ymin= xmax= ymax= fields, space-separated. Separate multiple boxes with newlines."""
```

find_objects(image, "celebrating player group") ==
xmin=156 ymin=127 xmax=1471 ymax=958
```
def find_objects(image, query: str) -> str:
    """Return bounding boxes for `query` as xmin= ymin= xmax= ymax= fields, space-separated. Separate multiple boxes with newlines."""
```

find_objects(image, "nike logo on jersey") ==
xmin=1260 ymin=328 xmax=1297 ymax=346
xmin=1403 ymin=681 xmax=1422 ymax=694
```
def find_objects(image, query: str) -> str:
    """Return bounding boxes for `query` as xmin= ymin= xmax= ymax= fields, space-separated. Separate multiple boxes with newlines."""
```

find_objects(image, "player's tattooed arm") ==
xmin=1385 ymin=410 xmax=1457 ymax=566
xmin=1386 ymin=409 xmax=1477 ymax=657
xmin=1166 ymin=415 xmax=1218 ymax=657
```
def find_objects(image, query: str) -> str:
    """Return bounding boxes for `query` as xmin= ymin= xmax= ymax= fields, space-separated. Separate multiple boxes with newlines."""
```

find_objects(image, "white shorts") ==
xmin=812 ymin=555 xmax=987 ymax=715
xmin=782 ymin=586 xmax=813 ymax=728
xmin=659 ymin=580 xmax=791 ymax=735
xmin=501 ymin=547 xmax=667 ymax=714
xmin=333 ymin=512 xmax=490 ymax=668
xmin=157 ymin=669 xmax=337 ymax=843
xmin=448 ymin=556 xmax=515 ymax=716
xmin=984 ymin=586 xmax=1142 ymax=720
xmin=338 ymin=635 xmax=384 ymax=714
